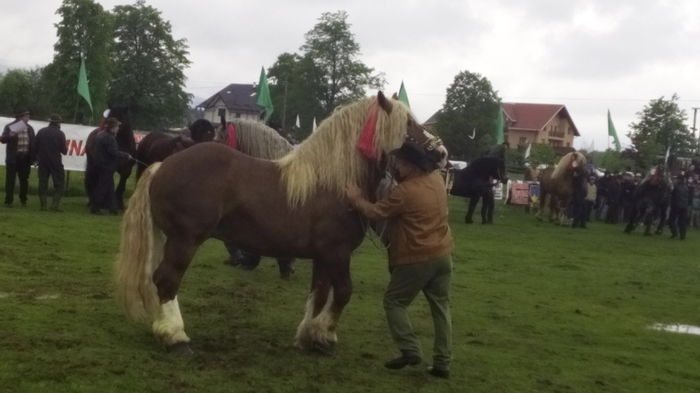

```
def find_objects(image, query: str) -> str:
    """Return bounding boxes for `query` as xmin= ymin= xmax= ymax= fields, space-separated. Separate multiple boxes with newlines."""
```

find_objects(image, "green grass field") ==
xmin=0 ymin=171 xmax=699 ymax=393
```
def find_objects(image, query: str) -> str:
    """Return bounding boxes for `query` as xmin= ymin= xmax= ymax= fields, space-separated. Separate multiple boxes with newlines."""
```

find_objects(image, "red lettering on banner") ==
xmin=66 ymin=140 xmax=85 ymax=156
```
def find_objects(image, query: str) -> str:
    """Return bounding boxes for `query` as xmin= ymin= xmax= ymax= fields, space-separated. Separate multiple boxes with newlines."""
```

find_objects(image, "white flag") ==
xmin=295 ymin=114 xmax=300 ymax=128
xmin=524 ymin=143 xmax=531 ymax=160
xmin=312 ymin=117 xmax=317 ymax=133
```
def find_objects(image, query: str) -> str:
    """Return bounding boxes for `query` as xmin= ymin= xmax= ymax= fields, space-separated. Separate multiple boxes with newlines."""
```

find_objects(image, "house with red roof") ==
xmin=502 ymin=103 xmax=580 ymax=151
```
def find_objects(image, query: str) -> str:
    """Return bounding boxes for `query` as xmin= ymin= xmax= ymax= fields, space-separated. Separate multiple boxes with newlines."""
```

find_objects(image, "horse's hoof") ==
xmin=465 ymin=219 xmax=473 ymax=224
xmin=167 ymin=341 xmax=194 ymax=356
xmin=311 ymin=341 xmax=336 ymax=356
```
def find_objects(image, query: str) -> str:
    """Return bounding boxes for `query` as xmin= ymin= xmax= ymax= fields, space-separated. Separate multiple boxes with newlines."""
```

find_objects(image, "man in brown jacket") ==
xmin=347 ymin=144 xmax=454 ymax=379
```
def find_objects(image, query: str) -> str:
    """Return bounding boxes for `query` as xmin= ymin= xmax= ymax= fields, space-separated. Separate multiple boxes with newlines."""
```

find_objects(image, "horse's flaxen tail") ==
xmin=115 ymin=162 xmax=164 ymax=324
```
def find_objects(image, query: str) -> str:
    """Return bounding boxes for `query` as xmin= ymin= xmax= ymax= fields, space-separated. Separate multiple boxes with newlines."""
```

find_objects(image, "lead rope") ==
xmin=363 ymin=171 xmax=395 ymax=251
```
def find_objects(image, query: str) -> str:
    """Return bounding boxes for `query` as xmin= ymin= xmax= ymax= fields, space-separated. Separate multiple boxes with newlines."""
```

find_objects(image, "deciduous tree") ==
xmin=628 ymin=94 xmax=693 ymax=169
xmin=109 ymin=0 xmax=191 ymax=128
xmin=47 ymin=0 xmax=113 ymax=123
xmin=436 ymin=70 xmax=501 ymax=160
xmin=0 ymin=68 xmax=52 ymax=118
xmin=301 ymin=11 xmax=383 ymax=114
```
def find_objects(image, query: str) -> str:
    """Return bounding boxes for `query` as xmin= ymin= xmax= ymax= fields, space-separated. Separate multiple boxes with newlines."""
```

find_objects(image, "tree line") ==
xmin=0 ymin=1 xmax=695 ymax=169
xmin=0 ymin=0 xmax=189 ymax=129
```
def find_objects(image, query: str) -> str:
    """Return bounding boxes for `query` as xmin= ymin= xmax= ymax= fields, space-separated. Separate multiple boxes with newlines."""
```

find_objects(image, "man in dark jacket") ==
xmin=90 ymin=117 xmax=130 ymax=214
xmin=1 ymin=110 xmax=35 ymax=207
xmin=571 ymin=168 xmax=588 ymax=228
xmin=668 ymin=175 xmax=691 ymax=240
xmin=33 ymin=115 xmax=68 ymax=211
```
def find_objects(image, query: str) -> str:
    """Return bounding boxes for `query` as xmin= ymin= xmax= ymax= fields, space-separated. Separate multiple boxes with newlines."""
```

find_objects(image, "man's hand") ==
xmin=345 ymin=184 xmax=363 ymax=203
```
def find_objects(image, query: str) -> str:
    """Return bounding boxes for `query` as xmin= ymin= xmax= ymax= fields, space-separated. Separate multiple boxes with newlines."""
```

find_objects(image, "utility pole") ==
xmin=692 ymin=107 xmax=699 ymax=154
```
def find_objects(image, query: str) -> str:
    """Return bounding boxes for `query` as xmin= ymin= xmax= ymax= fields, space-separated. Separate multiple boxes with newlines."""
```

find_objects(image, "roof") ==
xmin=423 ymin=110 xmax=442 ymax=126
xmin=196 ymin=83 xmax=261 ymax=114
xmin=502 ymin=103 xmax=580 ymax=136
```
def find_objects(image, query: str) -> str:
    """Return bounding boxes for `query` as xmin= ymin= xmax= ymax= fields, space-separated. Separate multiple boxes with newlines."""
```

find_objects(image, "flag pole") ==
xmin=73 ymin=57 xmax=80 ymax=123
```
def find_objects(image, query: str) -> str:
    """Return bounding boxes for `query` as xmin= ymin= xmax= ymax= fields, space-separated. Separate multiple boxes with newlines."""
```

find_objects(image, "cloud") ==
xmin=1 ymin=0 xmax=700 ymax=150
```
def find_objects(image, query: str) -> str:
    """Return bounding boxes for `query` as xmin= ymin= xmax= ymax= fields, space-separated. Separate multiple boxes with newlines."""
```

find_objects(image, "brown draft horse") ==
xmin=115 ymin=92 xmax=446 ymax=354
xmin=134 ymin=119 xmax=217 ymax=178
xmin=136 ymin=116 xmax=296 ymax=277
xmin=536 ymin=151 xmax=587 ymax=225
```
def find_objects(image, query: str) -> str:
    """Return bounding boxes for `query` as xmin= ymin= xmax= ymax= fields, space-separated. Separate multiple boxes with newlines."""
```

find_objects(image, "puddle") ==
xmin=650 ymin=323 xmax=700 ymax=336
xmin=0 ymin=292 xmax=60 ymax=300
xmin=35 ymin=294 xmax=60 ymax=300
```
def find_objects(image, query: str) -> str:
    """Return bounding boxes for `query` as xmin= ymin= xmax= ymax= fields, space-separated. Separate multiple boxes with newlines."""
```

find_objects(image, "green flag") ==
xmin=77 ymin=57 xmax=93 ymax=113
xmin=256 ymin=67 xmax=273 ymax=122
xmin=494 ymin=105 xmax=505 ymax=144
xmin=607 ymin=109 xmax=621 ymax=151
xmin=398 ymin=81 xmax=410 ymax=107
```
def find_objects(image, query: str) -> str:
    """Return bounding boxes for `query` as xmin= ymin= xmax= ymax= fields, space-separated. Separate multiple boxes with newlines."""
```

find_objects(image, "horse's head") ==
xmin=189 ymin=119 xmax=216 ymax=143
xmin=374 ymin=92 xmax=447 ymax=171
xmin=552 ymin=151 xmax=587 ymax=179
xmin=106 ymin=106 xmax=136 ymax=153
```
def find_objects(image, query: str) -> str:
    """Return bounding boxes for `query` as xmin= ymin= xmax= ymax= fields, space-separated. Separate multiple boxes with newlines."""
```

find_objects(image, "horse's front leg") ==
xmin=295 ymin=257 xmax=351 ymax=354
xmin=115 ymin=173 xmax=128 ymax=210
xmin=151 ymin=237 xmax=198 ymax=354
xmin=559 ymin=199 xmax=571 ymax=226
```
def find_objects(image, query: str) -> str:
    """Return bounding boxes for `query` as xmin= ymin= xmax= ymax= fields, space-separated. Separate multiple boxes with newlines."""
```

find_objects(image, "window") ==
xmin=218 ymin=108 xmax=226 ymax=118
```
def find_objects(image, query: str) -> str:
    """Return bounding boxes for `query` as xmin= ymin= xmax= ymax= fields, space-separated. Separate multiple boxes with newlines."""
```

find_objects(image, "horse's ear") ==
xmin=377 ymin=91 xmax=393 ymax=115
xmin=391 ymin=92 xmax=399 ymax=100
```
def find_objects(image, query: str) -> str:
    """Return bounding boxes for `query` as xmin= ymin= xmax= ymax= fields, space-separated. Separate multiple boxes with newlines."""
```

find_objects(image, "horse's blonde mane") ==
xmin=277 ymin=97 xmax=411 ymax=206
xmin=230 ymin=119 xmax=293 ymax=159
xmin=551 ymin=152 xmax=586 ymax=179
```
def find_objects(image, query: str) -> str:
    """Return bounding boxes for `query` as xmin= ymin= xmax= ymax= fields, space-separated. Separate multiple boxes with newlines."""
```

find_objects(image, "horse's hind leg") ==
xmin=482 ymin=192 xmax=494 ymax=224
xmin=151 ymin=237 xmax=198 ymax=353
xmin=115 ymin=173 xmax=128 ymax=210
xmin=276 ymin=257 xmax=295 ymax=280
xmin=465 ymin=196 xmax=478 ymax=223
xmin=295 ymin=258 xmax=351 ymax=354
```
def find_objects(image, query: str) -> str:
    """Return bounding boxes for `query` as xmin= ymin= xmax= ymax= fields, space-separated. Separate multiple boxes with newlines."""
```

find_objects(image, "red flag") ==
xmin=226 ymin=123 xmax=238 ymax=149
xmin=357 ymin=103 xmax=379 ymax=160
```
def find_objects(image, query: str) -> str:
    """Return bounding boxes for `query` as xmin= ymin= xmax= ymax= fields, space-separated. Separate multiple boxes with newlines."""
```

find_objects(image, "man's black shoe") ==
xmin=384 ymin=353 xmax=421 ymax=369
xmin=427 ymin=366 xmax=450 ymax=379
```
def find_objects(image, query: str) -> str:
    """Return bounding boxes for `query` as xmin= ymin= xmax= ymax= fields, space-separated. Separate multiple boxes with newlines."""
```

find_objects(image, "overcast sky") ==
xmin=2 ymin=0 xmax=700 ymax=150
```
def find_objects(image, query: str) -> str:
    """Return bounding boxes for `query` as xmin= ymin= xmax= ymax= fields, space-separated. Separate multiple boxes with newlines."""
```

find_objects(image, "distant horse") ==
xmin=624 ymin=166 xmax=670 ymax=236
xmin=85 ymin=107 xmax=136 ymax=210
xmin=115 ymin=92 xmax=446 ymax=354
xmin=523 ymin=164 xmax=541 ymax=214
xmin=134 ymin=119 xmax=216 ymax=178
xmin=450 ymin=156 xmax=507 ymax=224
xmin=536 ymin=151 xmax=587 ymax=225
xmin=524 ymin=164 xmax=540 ymax=181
